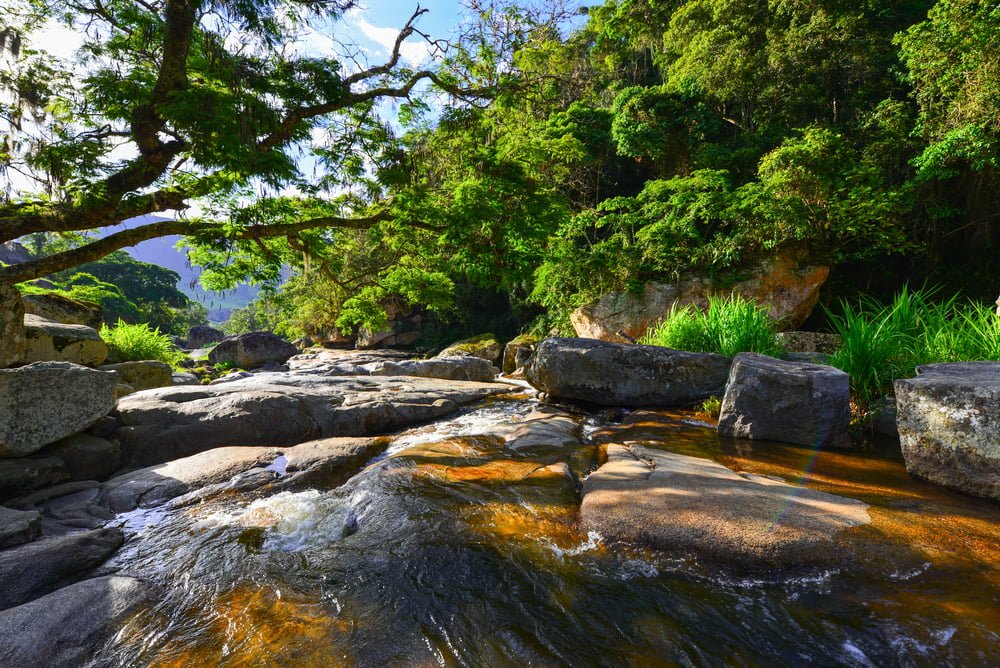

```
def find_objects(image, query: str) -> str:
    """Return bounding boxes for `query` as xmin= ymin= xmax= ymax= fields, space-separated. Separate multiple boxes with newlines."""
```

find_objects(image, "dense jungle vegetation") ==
xmin=1 ymin=0 xmax=997 ymax=341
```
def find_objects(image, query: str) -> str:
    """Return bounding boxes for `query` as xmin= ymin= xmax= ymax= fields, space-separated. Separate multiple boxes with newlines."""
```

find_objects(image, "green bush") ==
xmin=827 ymin=287 xmax=1000 ymax=408
xmin=100 ymin=320 xmax=181 ymax=366
xmin=640 ymin=294 xmax=781 ymax=357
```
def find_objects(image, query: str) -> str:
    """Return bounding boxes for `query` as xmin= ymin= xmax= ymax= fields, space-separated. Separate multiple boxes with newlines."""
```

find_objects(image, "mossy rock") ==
xmin=437 ymin=334 xmax=502 ymax=364
xmin=502 ymin=333 xmax=539 ymax=374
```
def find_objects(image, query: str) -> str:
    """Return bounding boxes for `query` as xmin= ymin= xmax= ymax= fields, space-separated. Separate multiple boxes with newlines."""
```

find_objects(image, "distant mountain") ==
xmin=111 ymin=216 xmax=260 ymax=323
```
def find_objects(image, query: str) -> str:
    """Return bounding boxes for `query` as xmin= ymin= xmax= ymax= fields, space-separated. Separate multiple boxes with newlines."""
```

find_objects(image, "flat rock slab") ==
xmin=527 ymin=337 xmax=731 ymax=407
xmin=895 ymin=362 xmax=1000 ymax=501
xmin=23 ymin=314 xmax=108 ymax=366
xmin=0 ymin=361 xmax=117 ymax=458
xmin=718 ymin=352 xmax=851 ymax=449
xmin=0 ymin=527 xmax=124 ymax=609
xmin=0 ymin=575 xmax=148 ymax=668
xmin=581 ymin=445 xmax=870 ymax=567
xmin=113 ymin=373 xmax=505 ymax=467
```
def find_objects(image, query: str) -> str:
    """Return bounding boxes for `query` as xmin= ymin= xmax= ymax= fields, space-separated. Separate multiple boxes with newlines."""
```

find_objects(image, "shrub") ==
xmin=640 ymin=294 xmax=781 ymax=357
xmin=100 ymin=320 xmax=181 ymax=366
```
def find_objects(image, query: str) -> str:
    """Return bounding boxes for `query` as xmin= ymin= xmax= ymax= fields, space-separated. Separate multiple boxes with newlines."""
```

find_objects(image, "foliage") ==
xmin=827 ymin=287 xmax=1000 ymax=408
xmin=640 ymin=294 xmax=781 ymax=358
xmin=99 ymin=320 xmax=182 ymax=366
xmin=698 ymin=395 xmax=722 ymax=420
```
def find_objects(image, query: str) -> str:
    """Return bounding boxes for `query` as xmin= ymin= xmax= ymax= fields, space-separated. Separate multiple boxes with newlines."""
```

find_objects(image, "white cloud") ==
xmin=352 ymin=16 xmax=433 ymax=67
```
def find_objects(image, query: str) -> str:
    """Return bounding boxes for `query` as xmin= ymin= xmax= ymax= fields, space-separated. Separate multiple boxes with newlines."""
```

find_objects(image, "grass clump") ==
xmin=640 ymin=294 xmax=781 ymax=357
xmin=698 ymin=395 xmax=723 ymax=419
xmin=100 ymin=320 xmax=181 ymax=366
xmin=827 ymin=287 xmax=1000 ymax=409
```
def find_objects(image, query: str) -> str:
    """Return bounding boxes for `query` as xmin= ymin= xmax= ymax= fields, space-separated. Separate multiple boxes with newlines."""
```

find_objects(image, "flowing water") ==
xmin=91 ymin=395 xmax=999 ymax=667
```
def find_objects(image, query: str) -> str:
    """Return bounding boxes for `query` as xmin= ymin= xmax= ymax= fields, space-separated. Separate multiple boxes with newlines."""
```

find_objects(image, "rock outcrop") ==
xmin=895 ymin=362 xmax=1000 ymax=501
xmin=718 ymin=353 xmax=852 ymax=449
xmin=0 ymin=575 xmax=148 ymax=668
xmin=570 ymin=252 xmax=829 ymax=342
xmin=581 ymin=444 xmax=870 ymax=567
xmin=112 ymin=373 xmax=505 ymax=466
xmin=22 ymin=315 xmax=108 ymax=366
xmin=100 ymin=360 xmax=173 ymax=391
xmin=0 ymin=283 xmax=25 ymax=368
xmin=208 ymin=331 xmax=298 ymax=369
xmin=0 ymin=362 xmax=117 ymax=457
xmin=21 ymin=293 xmax=103 ymax=330
xmin=526 ymin=337 xmax=731 ymax=407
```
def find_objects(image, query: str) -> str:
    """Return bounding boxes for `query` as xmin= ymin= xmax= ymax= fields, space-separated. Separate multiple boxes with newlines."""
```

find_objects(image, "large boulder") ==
xmin=0 ymin=507 xmax=41 ymax=549
xmin=570 ymin=252 xmax=829 ymax=342
xmin=100 ymin=360 xmax=173 ymax=391
xmin=186 ymin=325 xmax=225 ymax=349
xmin=21 ymin=293 xmax=103 ymax=330
xmin=526 ymin=337 xmax=731 ymax=407
xmin=718 ymin=353 xmax=852 ymax=449
xmin=112 ymin=372 xmax=505 ymax=467
xmin=895 ymin=362 xmax=1000 ymax=501
xmin=22 ymin=314 xmax=108 ymax=366
xmin=208 ymin=331 xmax=298 ymax=369
xmin=364 ymin=356 xmax=498 ymax=382
xmin=0 ymin=457 xmax=69 ymax=500
xmin=580 ymin=445 xmax=870 ymax=567
xmin=502 ymin=333 xmax=538 ymax=374
xmin=0 ymin=575 xmax=148 ymax=668
xmin=437 ymin=334 xmax=502 ymax=364
xmin=0 ymin=284 xmax=25 ymax=368
xmin=0 ymin=527 xmax=124 ymax=610
xmin=0 ymin=362 xmax=117 ymax=458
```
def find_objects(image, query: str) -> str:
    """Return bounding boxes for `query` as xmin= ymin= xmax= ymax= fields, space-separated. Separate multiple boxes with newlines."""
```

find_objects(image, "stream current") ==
xmin=91 ymin=394 xmax=999 ymax=667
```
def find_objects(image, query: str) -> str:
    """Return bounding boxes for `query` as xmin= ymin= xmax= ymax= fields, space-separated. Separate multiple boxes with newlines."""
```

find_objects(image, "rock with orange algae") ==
xmin=581 ymin=444 xmax=870 ymax=567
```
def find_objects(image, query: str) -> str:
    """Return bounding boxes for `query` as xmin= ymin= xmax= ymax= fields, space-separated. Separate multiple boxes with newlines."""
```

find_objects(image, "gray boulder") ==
xmin=364 ymin=356 xmax=498 ymax=382
xmin=0 ymin=362 xmax=117 ymax=457
xmin=581 ymin=444 xmax=870 ymax=567
xmin=0 ymin=457 xmax=69 ymax=500
xmin=0 ymin=527 xmax=124 ymax=610
xmin=21 ymin=293 xmax=103 ymax=330
xmin=0 ymin=283 xmax=25 ymax=368
xmin=172 ymin=371 xmax=200 ymax=385
xmin=112 ymin=373 xmax=505 ymax=467
xmin=100 ymin=360 xmax=173 ymax=391
xmin=0 ymin=507 xmax=41 ymax=548
xmin=526 ymin=337 xmax=731 ymax=407
xmin=895 ymin=362 xmax=1000 ymax=501
xmin=718 ymin=353 xmax=852 ymax=448
xmin=186 ymin=325 xmax=225 ymax=349
xmin=23 ymin=314 xmax=108 ymax=366
xmin=0 ymin=575 xmax=148 ymax=668
xmin=208 ymin=331 xmax=297 ymax=368
xmin=41 ymin=433 xmax=120 ymax=482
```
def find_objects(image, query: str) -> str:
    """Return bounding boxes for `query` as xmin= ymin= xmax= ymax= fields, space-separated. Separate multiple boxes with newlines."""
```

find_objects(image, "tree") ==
xmin=0 ymin=0 xmax=507 ymax=285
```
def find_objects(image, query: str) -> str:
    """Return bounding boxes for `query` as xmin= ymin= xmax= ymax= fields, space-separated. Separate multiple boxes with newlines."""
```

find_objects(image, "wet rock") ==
xmin=580 ymin=445 xmax=870 ymax=567
xmin=438 ymin=334 xmax=502 ymax=364
xmin=16 ymin=483 xmax=113 ymax=532
xmin=0 ymin=457 xmax=69 ymax=500
xmin=0 ymin=283 xmax=25 ymax=368
xmin=0 ymin=506 xmax=41 ymax=548
xmin=502 ymin=333 xmax=537 ymax=374
xmin=100 ymin=360 xmax=173 ymax=391
xmin=570 ymin=251 xmax=829 ymax=342
xmin=276 ymin=437 xmax=387 ymax=490
xmin=0 ymin=361 xmax=118 ymax=459
xmin=526 ymin=337 xmax=731 ymax=407
xmin=718 ymin=353 xmax=851 ymax=449
xmin=0 ymin=575 xmax=148 ymax=668
xmin=23 ymin=314 xmax=108 ymax=366
xmin=364 ymin=356 xmax=498 ymax=382
xmin=208 ymin=331 xmax=297 ymax=369
xmin=41 ymin=433 xmax=120 ymax=481
xmin=895 ymin=362 xmax=1000 ymax=501
xmin=101 ymin=445 xmax=284 ymax=512
xmin=775 ymin=330 xmax=842 ymax=354
xmin=0 ymin=527 xmax=125 ymax=609
xmin=186 ymin=325 xmax=225 ymax=349
xmin=287 ymin=348 xmax=412 ymax=375
xmin=113 ymin=373 xmax=505 ymax=467
xmin=21 ymin=293 xmax=103 ymax=330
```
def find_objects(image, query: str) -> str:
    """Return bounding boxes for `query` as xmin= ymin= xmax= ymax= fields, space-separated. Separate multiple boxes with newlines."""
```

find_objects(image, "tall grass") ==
xmin=640 ymin=294 xmax=781 ymax=357
xmin=100 ymin=320 xmax=181 ymax=365
xmin=827 ymin=287 xmax=1000 ymax=408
